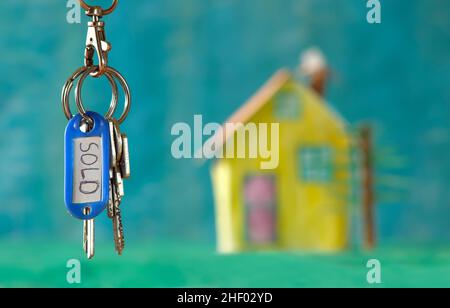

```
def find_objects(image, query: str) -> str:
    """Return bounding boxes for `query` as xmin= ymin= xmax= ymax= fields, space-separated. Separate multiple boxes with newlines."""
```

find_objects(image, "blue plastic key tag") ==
xmin=64 ymin=111 xmax=110 ymax=220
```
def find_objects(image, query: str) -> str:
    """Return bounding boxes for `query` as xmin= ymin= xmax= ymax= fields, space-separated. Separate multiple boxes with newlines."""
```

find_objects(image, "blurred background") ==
xmin=0 ymin=0 xmax=449 ymax=287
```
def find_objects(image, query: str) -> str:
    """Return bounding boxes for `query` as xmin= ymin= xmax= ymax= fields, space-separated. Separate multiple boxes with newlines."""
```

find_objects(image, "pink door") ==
xmin=244 ymin=176 xmax=277 ymax=245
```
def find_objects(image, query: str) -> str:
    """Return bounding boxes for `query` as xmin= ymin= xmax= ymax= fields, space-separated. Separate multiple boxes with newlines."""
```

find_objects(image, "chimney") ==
xmin=299 ymin=48 xmax=329 ymax=97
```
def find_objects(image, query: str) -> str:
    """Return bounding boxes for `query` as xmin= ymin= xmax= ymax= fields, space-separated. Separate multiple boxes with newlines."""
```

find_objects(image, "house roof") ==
xmin=201 ymin=69 xmax=291 ymax=158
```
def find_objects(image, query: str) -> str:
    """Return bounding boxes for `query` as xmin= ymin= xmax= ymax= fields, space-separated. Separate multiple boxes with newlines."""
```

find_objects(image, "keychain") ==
xmin=61 ymin=0 xmax=131 ymax=259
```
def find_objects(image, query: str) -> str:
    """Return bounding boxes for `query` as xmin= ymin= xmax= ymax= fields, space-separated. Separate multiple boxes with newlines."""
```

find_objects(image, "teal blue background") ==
xmin=0 ymin=0 xmax=449 ymax=248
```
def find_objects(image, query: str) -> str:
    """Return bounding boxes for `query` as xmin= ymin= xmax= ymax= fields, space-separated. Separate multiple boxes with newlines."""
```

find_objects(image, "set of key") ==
xmin=62 ymin=0 xmax=132 ymax=259
xmin=107 ymin=119 xmax=130 ymax=255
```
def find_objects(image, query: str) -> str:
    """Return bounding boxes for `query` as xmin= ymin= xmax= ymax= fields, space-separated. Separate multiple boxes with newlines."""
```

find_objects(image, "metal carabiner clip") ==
xmin=84 ymin=8 xmax=111 ymax=77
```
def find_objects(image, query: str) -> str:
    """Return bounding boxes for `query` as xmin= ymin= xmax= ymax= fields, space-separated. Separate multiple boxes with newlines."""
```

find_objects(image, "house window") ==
xmin=299 ymin=147 xmax=334 ymax=182
xmin=244 ymin=175 xmax=277 ymax=245
xmin=273 ymin=90 xmax=301 ymax=120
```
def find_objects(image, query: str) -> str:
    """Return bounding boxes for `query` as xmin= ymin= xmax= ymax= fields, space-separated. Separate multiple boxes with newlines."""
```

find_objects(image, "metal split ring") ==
xmin=62 ymin=66 xmax=118 ymax=123
xmin=62 ymin=65 xmax=131 ymax=125
xmin=79 ymin=0 xmax=119 ymax=16
xmin=99 ymin=67 xmax=131 ymax=125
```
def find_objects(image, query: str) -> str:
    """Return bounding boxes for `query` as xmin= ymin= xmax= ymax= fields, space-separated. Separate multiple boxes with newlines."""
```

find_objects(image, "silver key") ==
xmin=110 ymin=174 xmax=125 ymax=254
xmin=107 ymin=170 xmax=115 ymax=219
xmin=83 ymin=219 xmax=95 ymax=259
xmin=109 ymin=121 xmax=118 ymax=168
xmin=107 ymin=121 xmax=119 ymax=218
xmin=110 ymin=178 xmax=125 ymax=254
xmin=82 ymin=207 xmax=95 ymax=259
xmin=112 ymin=193 xmax=125 ymax=254
xmin=115 ymin=170 xmax=124 ymax=197
xmin=108 ymin=119 xmax=126 ymax=255
xmin=112 ymin=120 xmax=123 ymax=163
xmin=120 ymin=134 xmax=131 ymax=179
xmin=110 ymin=120 xmax=125 ymax=196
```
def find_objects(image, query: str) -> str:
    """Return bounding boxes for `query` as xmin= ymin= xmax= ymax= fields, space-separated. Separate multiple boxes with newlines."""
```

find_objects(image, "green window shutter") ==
xmin=299 ymin=146 xmax=334 ymax=183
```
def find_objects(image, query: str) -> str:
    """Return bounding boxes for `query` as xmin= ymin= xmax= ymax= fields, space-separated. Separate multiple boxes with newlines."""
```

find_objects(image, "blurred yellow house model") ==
xmin=208 ymin=65 xmax=352 ymax=253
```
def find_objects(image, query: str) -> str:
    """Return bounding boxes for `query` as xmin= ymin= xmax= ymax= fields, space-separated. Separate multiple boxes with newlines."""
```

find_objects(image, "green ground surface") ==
xmin=0 ymin=241 xmax=449 ymax=288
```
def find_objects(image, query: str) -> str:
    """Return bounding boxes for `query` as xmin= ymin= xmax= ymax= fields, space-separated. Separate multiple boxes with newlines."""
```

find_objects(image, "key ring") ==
xmin=76 ymin=66 xmax=131 ymax=125
xmin=79 ymin=0 xmax=119 ymax=16
xmin=62 ymin=66 xmax=119 ymax=122
xmin=103 ymin=67 xmax=131 ymax=125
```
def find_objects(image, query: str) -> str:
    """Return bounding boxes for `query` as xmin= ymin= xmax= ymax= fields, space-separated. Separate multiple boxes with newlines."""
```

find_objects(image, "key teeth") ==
xmin=116 ymin=239 xmax=125 ymax=255
xmin=83 ymin=218 xmax=95 ymax=260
